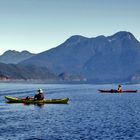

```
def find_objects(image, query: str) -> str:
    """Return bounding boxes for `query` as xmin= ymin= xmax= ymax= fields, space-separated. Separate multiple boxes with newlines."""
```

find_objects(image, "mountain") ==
xmin=20 ymin=31 xmax=140 ymax=83
xmin=0 ymin=50 xmax=35 ymax=64
xmin=0 ymin=63 xmax=58 ymax=81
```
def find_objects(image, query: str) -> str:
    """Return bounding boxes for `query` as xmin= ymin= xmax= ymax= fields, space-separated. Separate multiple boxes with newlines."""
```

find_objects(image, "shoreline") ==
xmin=0 ymin=79 xmax=139 ymax=85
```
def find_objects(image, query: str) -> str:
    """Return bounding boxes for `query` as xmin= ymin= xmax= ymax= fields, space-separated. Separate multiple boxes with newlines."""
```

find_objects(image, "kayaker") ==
xmin=34 ymin=89 xmax=44 ymax=100
xmin=118 ymin=85 xmax=122 ymax=92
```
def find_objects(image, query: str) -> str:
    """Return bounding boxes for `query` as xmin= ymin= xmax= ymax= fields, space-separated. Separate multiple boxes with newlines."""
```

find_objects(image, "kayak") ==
xmin=5 ymin=96 xmax=69 ymax=104
xmin=98 ymin=89 xmax=137 ymax=93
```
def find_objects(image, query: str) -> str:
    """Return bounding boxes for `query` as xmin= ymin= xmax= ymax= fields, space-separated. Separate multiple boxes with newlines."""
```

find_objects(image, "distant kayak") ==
xmin=98 ymin=89 xmax=137 ymax=93
xmin=5 ymin=96 xmax=69 ymax=104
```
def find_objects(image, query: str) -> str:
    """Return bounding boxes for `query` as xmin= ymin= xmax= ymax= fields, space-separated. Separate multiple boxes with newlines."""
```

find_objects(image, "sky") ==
xmin=0 ymin=0 xmax=140 ymax=54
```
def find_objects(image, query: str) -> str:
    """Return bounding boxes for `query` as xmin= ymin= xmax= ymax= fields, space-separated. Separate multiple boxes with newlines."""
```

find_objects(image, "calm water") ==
xmin=0 ymin=83 xmax=140 ymax=140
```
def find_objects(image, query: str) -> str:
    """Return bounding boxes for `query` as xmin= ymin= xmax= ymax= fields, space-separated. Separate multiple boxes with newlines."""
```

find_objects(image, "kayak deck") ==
xmin=5 ymin=96 xmax=69 ymax=104
xmin=98 ymin=89 xmax=137 ymax=93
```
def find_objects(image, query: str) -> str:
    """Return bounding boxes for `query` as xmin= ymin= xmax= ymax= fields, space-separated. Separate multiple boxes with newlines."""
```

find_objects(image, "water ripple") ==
xmin=0 ymin=83 xmax=140 ymax=140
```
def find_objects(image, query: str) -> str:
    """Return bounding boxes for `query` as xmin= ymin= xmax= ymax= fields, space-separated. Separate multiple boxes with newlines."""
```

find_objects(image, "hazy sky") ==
xmin=0 ymin=0 xmax=140 ymax=54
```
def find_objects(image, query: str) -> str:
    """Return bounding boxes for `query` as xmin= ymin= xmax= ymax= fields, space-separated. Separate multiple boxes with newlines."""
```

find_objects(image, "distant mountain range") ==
xmin=0 ymin=63 xmax=58 ymax=81
xmin=1 ymin=31 xmax=140 ymax=83
xmin=0 ymin=50 xmax=58 ymax=81
xmin=0 ymin=50 xmax=35 ymax=64
xmin=20 ymin=31 xmax=140 ymax=83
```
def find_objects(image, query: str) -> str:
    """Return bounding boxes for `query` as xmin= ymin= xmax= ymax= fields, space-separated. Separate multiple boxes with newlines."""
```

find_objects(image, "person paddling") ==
xmin=118 ymin=85 xmax=122 ymax=92
xmin=34 ymin=89 xmax=44 ymax=100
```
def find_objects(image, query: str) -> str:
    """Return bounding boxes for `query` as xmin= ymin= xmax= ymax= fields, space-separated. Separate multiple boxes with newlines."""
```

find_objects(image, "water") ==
xmin=0 ymin=83 xmax=140 ymax=140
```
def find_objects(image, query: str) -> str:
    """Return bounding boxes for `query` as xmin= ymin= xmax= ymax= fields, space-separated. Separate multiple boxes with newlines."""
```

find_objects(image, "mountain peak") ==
xmin=69 ymin=35 xmax=87 ymax=39
xmin=110 ymin=31 xmax=136 ymax=40
xmin=2 ymin=50 xmax=33 ymax=55
xmin=64 ymin=35 xmax=88 ymax=46
xmin=3 ymin=50 xmax=19 ymax=55
xmin=0 ymin=50 xmax=35 ymax=64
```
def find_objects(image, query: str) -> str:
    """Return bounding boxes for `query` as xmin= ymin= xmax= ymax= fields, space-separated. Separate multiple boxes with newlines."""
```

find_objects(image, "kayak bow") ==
xmin=5 ymin=96 xmax=69 ymax=104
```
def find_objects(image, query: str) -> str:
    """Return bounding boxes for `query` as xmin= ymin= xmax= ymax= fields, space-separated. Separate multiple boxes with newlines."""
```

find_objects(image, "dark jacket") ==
xmin=34 ymin=93 xmax=44 ymax=100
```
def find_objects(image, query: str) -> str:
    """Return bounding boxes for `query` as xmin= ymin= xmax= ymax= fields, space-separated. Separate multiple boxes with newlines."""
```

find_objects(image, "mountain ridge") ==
xmin=19 ymin=31 xmax=140 ymax=83
xmin=0 ymin=50 xmax=35 ymax=64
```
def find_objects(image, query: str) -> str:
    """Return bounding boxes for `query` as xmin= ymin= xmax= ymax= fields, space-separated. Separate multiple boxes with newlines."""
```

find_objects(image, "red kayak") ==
xmin=98 ymin=89 xmax=137 ymax=93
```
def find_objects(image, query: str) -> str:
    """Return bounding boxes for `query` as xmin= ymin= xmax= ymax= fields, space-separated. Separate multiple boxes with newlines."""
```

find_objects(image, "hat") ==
xmin=38 ymin=88 xmax=43 ymax=93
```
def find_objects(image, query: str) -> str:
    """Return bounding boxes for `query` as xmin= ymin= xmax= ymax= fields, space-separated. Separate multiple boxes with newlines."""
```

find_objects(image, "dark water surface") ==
xmin=0 ymin=83 xmax=140 ymax=140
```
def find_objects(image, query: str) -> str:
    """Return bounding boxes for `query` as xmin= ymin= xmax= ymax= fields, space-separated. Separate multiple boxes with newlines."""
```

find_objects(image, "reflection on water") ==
xmin=23 ymin=103 xmax=45 ymax=108
xmin=0 ymin=83 xmax=140 ymax=140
